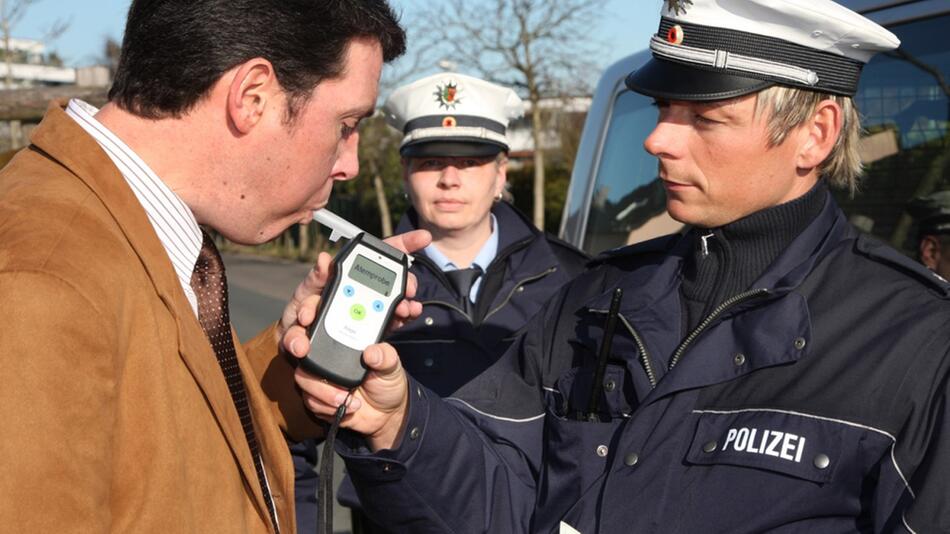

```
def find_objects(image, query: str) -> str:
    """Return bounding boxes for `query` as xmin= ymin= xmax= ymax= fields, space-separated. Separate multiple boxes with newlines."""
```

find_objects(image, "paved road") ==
xmin=223 ymin=252 xmax=352 ymax=534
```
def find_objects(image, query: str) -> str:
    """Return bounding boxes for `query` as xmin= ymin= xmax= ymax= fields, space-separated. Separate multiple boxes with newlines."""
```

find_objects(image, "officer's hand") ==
xmin=277 ymin=229 xmax=431 ymax=353
xmin=295 ymin=342 xmax=409 ymax=451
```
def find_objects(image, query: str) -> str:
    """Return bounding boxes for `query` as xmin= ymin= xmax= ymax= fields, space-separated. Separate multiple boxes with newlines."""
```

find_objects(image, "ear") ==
xmin=796 ymin=99 xmax=842 ymax=171
xmin=919 ymin=235 xmax=940 ymax=270
xmin=494 ymin=156 xmax=509 ymax=198
xmin=226 ymin=58 xmax=279 ymax=135
xmin=401 ymin=157 xmax=412 ymax=183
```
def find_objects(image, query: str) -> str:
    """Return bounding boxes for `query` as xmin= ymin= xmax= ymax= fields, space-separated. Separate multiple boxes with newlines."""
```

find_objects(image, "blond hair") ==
xmin=756 ymin=86 xmax=863 ymax=194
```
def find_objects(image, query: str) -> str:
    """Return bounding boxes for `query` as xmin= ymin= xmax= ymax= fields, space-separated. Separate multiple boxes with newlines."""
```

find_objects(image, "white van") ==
xmin=560 ymin=0 xmax=950 ymax=256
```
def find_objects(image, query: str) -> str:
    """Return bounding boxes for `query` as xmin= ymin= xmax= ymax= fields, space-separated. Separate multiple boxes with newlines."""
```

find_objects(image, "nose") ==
xmin=643 ymin=106 xmax=684 ymax=159
xmin=437 ymin=163 xmax=461 ymax=188
xmin=331 ymin=132 xmax=360 ymax=181
xmin=644 ymin=120 xmax=676 ymax=158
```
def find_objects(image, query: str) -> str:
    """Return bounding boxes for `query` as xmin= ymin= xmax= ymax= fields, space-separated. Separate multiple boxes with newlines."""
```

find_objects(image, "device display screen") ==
xmin=348 ymin=254 xmax=397 ymax=296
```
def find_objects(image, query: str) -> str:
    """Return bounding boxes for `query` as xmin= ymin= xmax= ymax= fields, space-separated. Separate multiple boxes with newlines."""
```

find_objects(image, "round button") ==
xmin=516 ymin=286 xmax=525 ymax=293
xmin=382 ymin=463 xmax=392 ymax=472
xmin=372 ymin=300 xmax=384 ymax=312
xmin=596 ymin=445 xmax=609 ymax=458
xmin=702 ymin=441 xmax=718 ymax=453
xmin=424 ymin=317 xmax=434 ymax=326
xmin=794 ymin=337 xmax=807 ymax=350
xmin=604 ymin=379 xmax=616 ymax=392
xmin=349 ymin=304 xmax=366 ymax=321
xmin=733 ymin=353 xmax=746 ymax=366
xmin=409 ymin=427 xmax=421 ymax=441
xmin=624 ymin=453 xmax=640 ymax=467
xmin=416 ymin=386 xmax=423 ymax=398
xmin=343 ymin=285 xmax=355 ymax=297
xmin=814 ymin=454 xmax=831 ymax=469
xmin=424 ymin=358 xmax=434 ymax=368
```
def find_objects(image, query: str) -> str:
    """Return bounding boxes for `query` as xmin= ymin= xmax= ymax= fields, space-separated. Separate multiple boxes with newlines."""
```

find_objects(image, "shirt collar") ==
xmin=424 ymin=213 xmax=499 ymax=271
xmin=65 ymin=99 xmax=202 ymax=314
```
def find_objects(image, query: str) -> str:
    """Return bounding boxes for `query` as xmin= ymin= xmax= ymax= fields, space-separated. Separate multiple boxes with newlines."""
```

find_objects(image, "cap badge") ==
xmin=434 ymin=81 xmax=461 ymax=110
xmin=665 ymin=0 xmax=693 ymax=15
xmin=667 ymin=24 xmax=685 ymax=45
xmin=442 ymin=116 xmax=458 ymax=128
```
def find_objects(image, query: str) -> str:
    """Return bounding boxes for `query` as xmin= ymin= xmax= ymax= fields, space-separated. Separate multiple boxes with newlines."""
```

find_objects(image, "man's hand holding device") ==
xmin=280 ymin=210 xmax=426 ymax=450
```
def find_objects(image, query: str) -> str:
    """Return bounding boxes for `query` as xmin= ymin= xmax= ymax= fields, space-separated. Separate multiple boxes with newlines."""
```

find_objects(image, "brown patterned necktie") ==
xmin=190 ymin=231 xmax=279 ymax=532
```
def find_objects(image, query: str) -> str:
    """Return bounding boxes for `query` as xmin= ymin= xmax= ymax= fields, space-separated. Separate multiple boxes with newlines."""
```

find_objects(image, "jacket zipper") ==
xmin=668 ymin=288 xmax=770 ymax=370
xmin=483 ymin=267 xmax=557 ymax=322
xmin=618 ymin=315 xmax=658 ymax=389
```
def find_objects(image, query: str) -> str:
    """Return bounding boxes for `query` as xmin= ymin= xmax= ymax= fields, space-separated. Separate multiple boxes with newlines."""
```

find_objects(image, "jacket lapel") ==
xmin=29 ymin=102 xmax=273 ymax=525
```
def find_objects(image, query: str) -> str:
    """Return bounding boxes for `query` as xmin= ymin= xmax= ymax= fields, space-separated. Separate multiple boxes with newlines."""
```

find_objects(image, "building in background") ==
xmin=1 ymin=36 xmax=111 ymax=153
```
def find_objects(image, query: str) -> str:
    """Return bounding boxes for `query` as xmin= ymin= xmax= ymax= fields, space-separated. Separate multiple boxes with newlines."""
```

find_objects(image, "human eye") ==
xmin=341 ymin=120 xmax=359 ymax=139
xmin=694 ymin=112 xmax=721 ymax=127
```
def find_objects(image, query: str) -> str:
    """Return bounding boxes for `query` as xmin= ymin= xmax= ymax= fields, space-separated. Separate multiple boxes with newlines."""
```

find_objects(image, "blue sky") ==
xmin=14 ymin=0 xmax=662 ymax=72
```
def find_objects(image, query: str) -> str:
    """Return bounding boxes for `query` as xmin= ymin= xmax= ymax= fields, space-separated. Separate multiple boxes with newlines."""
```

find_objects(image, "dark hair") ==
xmin=108 ymin=0 xmax=405 ymax=121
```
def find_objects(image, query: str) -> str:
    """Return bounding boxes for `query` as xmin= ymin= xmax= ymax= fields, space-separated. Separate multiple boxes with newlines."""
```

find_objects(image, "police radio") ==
xmin=302 ymin=209 xmax=410 ymax=388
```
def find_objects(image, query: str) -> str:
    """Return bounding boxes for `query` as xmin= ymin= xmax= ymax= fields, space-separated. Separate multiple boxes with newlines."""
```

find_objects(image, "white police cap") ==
xmin=384 ymin=72 xmax=525 ymax=158
xmin=626 ymin=0 xmax=900 ymax=101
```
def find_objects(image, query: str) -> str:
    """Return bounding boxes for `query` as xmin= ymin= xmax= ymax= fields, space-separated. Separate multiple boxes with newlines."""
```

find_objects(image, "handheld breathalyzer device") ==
xmin=301 ymin=209 xmax=410 ymax=388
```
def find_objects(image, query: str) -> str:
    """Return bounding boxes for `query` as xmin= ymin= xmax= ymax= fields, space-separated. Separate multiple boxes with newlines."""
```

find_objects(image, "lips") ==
xmin=434 ymin=199 xmax=466 ymax=209
xmin=661 ymin=179 xmax=695 ymax=191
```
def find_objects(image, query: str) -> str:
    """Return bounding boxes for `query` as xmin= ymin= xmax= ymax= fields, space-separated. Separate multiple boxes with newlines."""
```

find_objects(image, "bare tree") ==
xmin=1 ymin=0 xmax=69 ymax=87
xmin=428 ymin=0 xmax=607 ymax=229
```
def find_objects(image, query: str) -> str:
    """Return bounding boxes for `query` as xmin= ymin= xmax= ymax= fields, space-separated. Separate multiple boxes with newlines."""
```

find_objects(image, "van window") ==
xmin=581 ymin=90 xmax=675 ymax=254
xmin=835 ymin=13 xmax=949 ymax=254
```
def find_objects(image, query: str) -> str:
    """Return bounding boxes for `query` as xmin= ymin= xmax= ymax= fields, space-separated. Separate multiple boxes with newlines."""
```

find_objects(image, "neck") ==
xmin=426 ymin=216 xmax=493 ymax=268
xmin=680 ymin=181 xmax=828 ymax=330
xmin=94 ymin=102 xmax=222 ymax=225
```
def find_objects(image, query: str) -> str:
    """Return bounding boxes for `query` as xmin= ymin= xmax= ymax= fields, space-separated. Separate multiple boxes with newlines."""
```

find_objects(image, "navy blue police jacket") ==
xmin=337 ymin=190 xmax=950 ymax=533
xmin=387 ymin=200 xmax=589 ymax=397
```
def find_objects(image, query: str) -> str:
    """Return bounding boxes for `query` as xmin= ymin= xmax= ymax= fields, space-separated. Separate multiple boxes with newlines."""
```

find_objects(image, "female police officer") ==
xmin=381 ymin=72 xmax=588 ymax=396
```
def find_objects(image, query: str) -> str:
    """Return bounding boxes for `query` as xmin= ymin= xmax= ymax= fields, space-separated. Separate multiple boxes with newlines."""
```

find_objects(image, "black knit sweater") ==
xmin=680 ymin=181 xmax=828 ymax=333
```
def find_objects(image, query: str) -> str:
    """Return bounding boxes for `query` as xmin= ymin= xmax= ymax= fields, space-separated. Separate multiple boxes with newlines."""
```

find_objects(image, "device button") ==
xmin=372 ymin=300 xmax=384 ymax=312
xmin=350 ymin=304 xmax=366 ymax=321
xmin=343 ymin=285 xmax=355 ymax=297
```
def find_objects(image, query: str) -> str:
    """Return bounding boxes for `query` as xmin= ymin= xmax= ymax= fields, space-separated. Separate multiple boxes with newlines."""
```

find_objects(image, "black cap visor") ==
xmin=400 ymin=139 xmax=506 ymax=158
xmin=625 ymin=57 xmax=773 ymax=102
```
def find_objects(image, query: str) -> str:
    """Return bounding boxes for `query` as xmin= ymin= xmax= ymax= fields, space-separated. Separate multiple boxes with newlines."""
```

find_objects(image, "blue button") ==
xmin=343 ymin=285 xmax=355 ymax=297
xmin=373 ymin=300 xmax=384 ymax=312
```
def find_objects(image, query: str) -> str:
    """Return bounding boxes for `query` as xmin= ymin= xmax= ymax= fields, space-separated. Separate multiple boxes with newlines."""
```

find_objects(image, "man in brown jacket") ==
xmin=0 ymin=1 xmax=427 ymax=532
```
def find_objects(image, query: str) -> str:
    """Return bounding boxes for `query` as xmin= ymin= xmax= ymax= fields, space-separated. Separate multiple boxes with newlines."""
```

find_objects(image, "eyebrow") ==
xmin=342 ymin=106 xmax=376 ymax=120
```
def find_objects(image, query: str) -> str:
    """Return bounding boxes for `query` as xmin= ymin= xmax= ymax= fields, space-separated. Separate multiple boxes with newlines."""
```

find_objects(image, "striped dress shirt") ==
xmin=65 ymin=99 xmax=202 ymax=316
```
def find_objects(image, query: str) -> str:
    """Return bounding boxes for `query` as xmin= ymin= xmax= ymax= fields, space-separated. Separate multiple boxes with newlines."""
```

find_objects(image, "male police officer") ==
xmin=908 ymin=191 xmax=950 ymax=281
xmin=286 ymin=0 xmax=950 ymax=531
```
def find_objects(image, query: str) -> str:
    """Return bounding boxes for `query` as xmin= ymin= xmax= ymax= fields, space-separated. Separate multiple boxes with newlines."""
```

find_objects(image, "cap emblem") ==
xmin=442 ymin=116 xmax=457 ymax=128
xmin=665 ymin=0 xmax=693 ymax=16
xmin=667 ymin=24 xmax=684 ymax=45
xmin=434 ymin=81 xmax=461 ymax=110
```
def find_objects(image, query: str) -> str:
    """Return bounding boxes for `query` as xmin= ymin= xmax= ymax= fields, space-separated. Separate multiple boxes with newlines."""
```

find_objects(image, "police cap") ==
xmin=384 ymin=73 xmax=525 ymax=158
xmin=625 ymin=0 xmax=900 ymax=101
xmin=908 ymin=191 xmax=950 ymax=237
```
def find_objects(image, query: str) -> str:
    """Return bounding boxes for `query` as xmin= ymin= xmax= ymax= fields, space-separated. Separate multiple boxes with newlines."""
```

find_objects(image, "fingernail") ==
xmin=290 ymin=339 xmax=302 ymax=356
xmin=334 ymin=393 xmax=348 ymax=405
xmin=347 ymin=397 xmax=363 ymax=411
